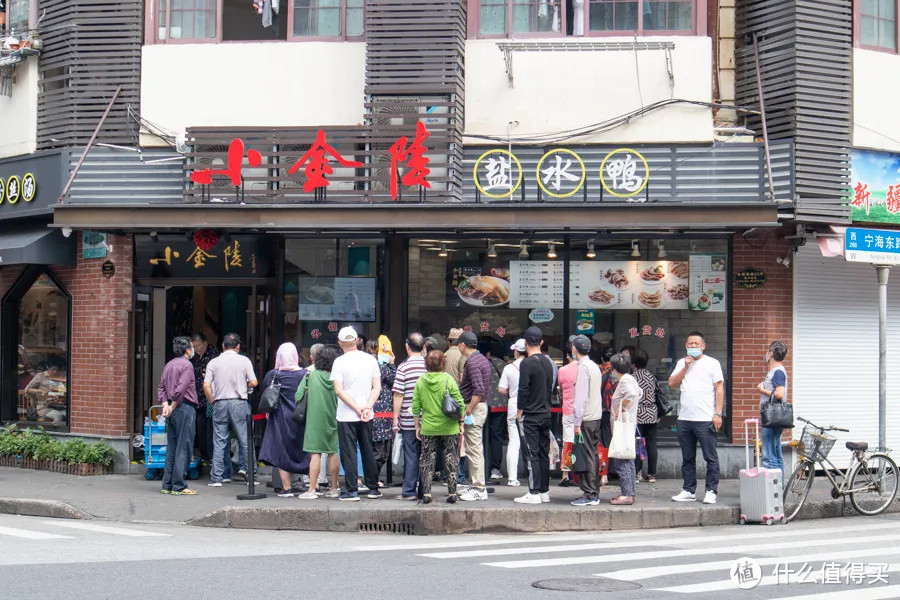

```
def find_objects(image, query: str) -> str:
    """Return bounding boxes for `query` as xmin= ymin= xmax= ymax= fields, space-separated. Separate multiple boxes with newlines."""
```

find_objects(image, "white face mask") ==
xmin=188 ymin=348 xmax=195 ymax=359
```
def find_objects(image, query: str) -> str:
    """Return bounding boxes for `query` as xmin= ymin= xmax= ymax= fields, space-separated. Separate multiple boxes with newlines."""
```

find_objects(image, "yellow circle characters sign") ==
xmin=536 ymin=149 xmax=586 ymax=199
xmin=599 ymin=148 xmax=649 ymax=198
xmin=473 ymin=149 xmax=523 ymax=199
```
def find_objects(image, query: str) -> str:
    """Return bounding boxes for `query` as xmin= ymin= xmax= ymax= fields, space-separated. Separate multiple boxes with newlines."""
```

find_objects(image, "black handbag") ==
xmin=761 ymin=392 xmax=794 ymax=429
xmin=655 ymin=382 xmax=674 ymax=417
xmin=258 ymin=374 xmax=281 ymax=414
xmin=292 ymin=376 xmax=309 ymax=425
xmin=441 ymin=379 xmax=461 ymax=420
xmin=571 ymin=433 xmax=591 ymax=474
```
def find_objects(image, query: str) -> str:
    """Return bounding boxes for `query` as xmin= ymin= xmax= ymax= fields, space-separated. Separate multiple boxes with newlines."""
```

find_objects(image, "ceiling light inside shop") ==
xmin=487 ymin=240 xmax=498 ymax=258
xmin=586 ymin=241 xmax=596 ymax=259
xmin=658 ymin=240 xmax=667 ymax=258
xmin=631 ymin=240 xmax=641 ymax=258
xmin=519 ymin=241 xmax=529 ymax=259
xmin=547 ymin=243 xmax=557 ymax=259
xmin=438 ymin=243 xmax=449 ymax=258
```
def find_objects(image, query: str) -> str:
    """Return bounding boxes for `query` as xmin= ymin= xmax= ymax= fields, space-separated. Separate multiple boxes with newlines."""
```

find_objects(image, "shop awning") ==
xmin=0 ymin=226 xmax=75 ymax=266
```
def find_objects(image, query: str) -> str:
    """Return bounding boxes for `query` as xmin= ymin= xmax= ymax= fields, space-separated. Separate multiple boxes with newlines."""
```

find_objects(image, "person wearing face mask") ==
xmin=158 ymin=336 xmax=199 ymax=495
xmin=757 ymin=341 xmax=788 ymax=477
xmin=669 ymin=331 xmax=724 ymax=505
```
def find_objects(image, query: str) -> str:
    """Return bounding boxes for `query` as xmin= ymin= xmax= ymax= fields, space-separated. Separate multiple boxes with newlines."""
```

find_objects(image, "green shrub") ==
xmin=0 ymin=427 xmax=117 ymax=465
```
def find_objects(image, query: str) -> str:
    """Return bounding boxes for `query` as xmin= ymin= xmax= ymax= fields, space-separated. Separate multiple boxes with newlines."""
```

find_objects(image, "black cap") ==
xmin=572 ymin=335 xmax=592 ymax=355
xmin=524 ymin=326 xmax=543 ymax=346
xmin=458 ymin=331 xmax=479 ymax=349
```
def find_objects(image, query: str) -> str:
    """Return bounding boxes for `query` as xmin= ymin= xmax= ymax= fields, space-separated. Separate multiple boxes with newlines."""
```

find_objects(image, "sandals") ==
xmin=610 ymin=496 xmax=634 ymax=505
xmin=171 ymin=488 xmax=198 ymax=495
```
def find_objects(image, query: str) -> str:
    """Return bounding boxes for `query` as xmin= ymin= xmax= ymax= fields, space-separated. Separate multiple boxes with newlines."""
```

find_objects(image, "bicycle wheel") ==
xmin=784 ymin=461 xmax=815 ymax=522
xmin=849 ymin=453 xmax=899 ymax=516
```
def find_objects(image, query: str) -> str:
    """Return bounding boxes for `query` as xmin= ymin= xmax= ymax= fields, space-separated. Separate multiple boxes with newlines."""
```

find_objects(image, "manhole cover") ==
xmin=532 ymin=578 xmax=642 ymax=592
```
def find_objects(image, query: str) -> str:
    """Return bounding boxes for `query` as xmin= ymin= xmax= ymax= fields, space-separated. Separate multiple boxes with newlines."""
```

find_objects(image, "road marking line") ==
xmin=353 ymin=533 xmax=608 ymax=552
xmin=418 ymin=521 xmax=900 ymax=559
xmin=768 ymin=583 xmax=900 ymax=600
xmin=482 ymin=532 xmax=900 ymax=569
xmin=43 ymin=521 xmax=172 ymax=537
xmin=658 ymin=564 xmax=898 ymax=593
xmin=601 ymin=549 xmax=900 ymax=582
xmin=0 ymin=526 xmax=72 ymax=540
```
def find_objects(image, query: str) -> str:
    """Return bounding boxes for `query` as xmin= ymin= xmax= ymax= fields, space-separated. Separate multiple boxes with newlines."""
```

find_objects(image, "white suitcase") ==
xmin=739 ymin=418 xmax=785 ymax=525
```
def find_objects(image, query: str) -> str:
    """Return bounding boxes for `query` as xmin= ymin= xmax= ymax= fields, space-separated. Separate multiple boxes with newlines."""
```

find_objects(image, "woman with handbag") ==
xmin=366 ymin=339 xmax=397 ymax=487
xmin=607 ymin=353 xmax=643 ymax=505
xmin=632 ymin=349 xmax=659 ymax=483
xmin=259 ymin=343 xmax=311 ymax=497
xmin=412 ymin=350 xmax=466 ymax=504
xmin=298 ymin=345 xmax=342 ymax=499
xmin=757 ymin=341 xmax=789 ymax=477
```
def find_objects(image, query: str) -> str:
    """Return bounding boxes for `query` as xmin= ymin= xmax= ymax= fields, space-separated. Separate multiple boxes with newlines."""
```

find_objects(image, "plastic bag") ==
xmin=391 ymin=432 xmax=402 ymax=465
xmin=549 ymin=433 xmax=560 ymax=469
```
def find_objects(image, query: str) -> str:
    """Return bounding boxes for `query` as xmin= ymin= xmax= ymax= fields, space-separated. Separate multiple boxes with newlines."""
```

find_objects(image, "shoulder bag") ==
xmin=441 ymin=378 xmax=462 ymax=420
xmin=292 ymin=375 xmax=309 ymax=425
xmin=761 ymin=390 xmax=793 ymax=429
xmin=258 ymin=373 xmax=281 ymax=414
xmin=655 ymin=381 xmax=674 ymax=417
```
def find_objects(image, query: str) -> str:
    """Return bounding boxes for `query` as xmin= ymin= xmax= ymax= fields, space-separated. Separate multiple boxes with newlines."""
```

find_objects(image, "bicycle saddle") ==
xmin=845 ymin=441 xmax=868 ymax=452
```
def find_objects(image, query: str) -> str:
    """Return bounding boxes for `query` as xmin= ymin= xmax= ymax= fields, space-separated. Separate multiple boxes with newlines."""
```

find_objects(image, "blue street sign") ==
xmin=845 ymin=227 xmax=900 ymax=265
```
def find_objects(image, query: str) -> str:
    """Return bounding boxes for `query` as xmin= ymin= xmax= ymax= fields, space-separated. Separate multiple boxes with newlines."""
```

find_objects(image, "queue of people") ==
xmin=156 ymin=324 xmax=787 ymax=508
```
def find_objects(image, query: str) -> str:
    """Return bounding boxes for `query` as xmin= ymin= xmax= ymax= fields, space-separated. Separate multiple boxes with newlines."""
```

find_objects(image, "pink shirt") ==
xmin=558 ymin=361 xmax=578 ymax=416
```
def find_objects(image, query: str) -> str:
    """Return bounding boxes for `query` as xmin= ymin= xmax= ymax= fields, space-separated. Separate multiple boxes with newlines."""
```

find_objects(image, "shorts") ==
xmin=562 ymin=413 xmax=575 ymax=443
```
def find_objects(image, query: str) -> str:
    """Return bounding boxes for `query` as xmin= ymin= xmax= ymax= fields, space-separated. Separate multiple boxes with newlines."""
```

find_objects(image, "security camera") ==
xmin=61 ymin=227 xmax=73 ymax=238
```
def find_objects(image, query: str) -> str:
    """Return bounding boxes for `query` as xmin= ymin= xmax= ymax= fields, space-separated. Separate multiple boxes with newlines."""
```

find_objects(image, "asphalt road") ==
xmin=1 ymin=513 xmax=899 ymax=600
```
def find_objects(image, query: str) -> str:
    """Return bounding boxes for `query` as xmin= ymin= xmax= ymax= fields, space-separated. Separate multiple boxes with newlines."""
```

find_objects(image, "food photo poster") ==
xmin=568 ymin=261 xmax=690 ymax=311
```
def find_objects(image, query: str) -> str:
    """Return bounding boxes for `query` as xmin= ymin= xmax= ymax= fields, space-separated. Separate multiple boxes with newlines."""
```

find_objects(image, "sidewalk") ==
xmin=1 ymin=466 xmax=896 ymax=534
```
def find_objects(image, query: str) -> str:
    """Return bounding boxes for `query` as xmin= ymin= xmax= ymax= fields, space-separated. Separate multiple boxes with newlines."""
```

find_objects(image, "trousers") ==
xmin=462 ymin=403 xmax=488 ymax=490
xmin=521 ymin=412 xmax=551 ymax=494
xmin=338 ymin=421 xmax=379 ymax=493
xmin=162 ymin=402 xmax=196 ymax=492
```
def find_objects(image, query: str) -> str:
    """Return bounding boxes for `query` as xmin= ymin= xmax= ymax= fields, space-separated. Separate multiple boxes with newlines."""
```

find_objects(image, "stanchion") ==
xmin=237 ymin=412 xmax=266 ymax=500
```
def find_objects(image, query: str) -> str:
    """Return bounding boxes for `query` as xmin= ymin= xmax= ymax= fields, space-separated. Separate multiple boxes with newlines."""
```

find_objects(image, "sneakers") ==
xmin=297 ymin=490 xmax=318 ymax=500
xmin=514 ymin=492 xmax=542 ymax=504
xmin=235 ymin=470 xmax=248 ymax=481
xmin=325 ymin=489 xmax=341 ymax=499
xmin=207 ymin=481 xmax=223 ymax=487
xmin=507 ymin=480 xmax=521 ymax=487
xmin=339 ymin=491 xmax=360 ymax=502
xmin=459 ymin=489 xmax=489 ymax=502
xmin=540 ymin=492 xmax=550 ymax=503
xmin=171 ymin=488 xmax=197 ymax=495
xmin=703 ymin=491 xmax=717 ymax=504
xmin=672 ymin=490 xmax=697 ymax=502
xmin=221 ymin=478 xmax=232 ymax=483
xmin=160 ymin=489 xmax=171 ymax=495
xmin=277 ymin=491 xmax=295 ymax=498
xmin=559 ymin=478 xmax=576 ymax=487
xmin=447 ymin=494 xmax=458 ymax=504
xmin=300 ymin=474 xmax=311 ymax=485
xmin=367 ymin=489 xmax=383 ymax=499
xmin=490 ymin=469 xmax=504 ymax=480
xmin=571 ymin=494 xmax=600 ymax=507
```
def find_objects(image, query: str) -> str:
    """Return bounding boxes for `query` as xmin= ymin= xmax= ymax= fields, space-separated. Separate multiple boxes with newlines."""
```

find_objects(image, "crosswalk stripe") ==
xmin=43 ymin=521 xmax=172 ymax=538
xmin=601 ymin=549 xmax=900 ymax=582
xmin=482 ymin=532 xmax=900 ymax=569
xmin=767 ymin=584 xmax=900 ymax=600
xmin=0 ymin=526 xmax=72 ymax=540
xmin=352 ymin=533 xmax=608 ymax=552
xmin=418 ymin=521 xmax=900 ymax=559
xmin=658 ymin=564 xmax=899 ymax=593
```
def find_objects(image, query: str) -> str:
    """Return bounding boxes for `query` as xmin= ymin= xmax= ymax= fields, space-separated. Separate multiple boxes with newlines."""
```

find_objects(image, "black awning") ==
xmin=0 ymin=226 xmax=75 ymax=266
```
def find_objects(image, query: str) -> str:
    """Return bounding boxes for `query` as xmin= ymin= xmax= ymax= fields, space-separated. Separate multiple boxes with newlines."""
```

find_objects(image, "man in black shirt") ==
xmin=514 ymin=326 xmax=554 ymax=504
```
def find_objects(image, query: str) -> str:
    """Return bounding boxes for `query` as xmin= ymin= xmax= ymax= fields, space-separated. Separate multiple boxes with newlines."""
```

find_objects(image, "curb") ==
xmin=0 ymin=497 xmax=91 ymax=520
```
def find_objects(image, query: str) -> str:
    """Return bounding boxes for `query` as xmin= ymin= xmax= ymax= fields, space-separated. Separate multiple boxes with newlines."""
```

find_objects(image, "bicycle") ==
xmin=783 ymin=416 xmax=898 ymax=522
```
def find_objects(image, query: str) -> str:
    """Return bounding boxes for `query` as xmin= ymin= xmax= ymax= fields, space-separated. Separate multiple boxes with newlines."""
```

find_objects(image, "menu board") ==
xmin=298 ymin=276 xmax=377 ymax=321
xmin=447 ymin=263 xmax=512 ymax=309
xmin=569 ymin=261 xmax=690 ymax=310
xmin=509 ymin=261 xmax=565 ymax=309
xmin=689 ymin=254 xmax=727 ymax=312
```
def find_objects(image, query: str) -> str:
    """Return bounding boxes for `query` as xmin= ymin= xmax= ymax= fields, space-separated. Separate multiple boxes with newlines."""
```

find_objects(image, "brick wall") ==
xmin=1 ymin=233 xmax=133 ymax=437
xmin=730 ymin=228 xmax=793 ymax=442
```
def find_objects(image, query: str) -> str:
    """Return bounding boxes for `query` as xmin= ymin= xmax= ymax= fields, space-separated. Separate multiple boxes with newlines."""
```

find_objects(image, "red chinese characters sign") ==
xmin=190 ymin=125 xmax=432 ymax=200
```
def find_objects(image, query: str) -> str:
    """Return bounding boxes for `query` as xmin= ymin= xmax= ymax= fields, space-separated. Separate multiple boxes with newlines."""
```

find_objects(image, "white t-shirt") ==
xmin=673 ymin=355 xmax=724 ymax=422
xmin=499 ymin=358 xmax=522 ymax=415
xmin=330 ymin=350 xmax=381 ymax=422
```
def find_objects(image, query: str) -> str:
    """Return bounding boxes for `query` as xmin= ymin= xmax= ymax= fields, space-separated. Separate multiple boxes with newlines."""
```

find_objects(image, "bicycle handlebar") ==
xmin=797 ymin=416 xmax=848 ymax=433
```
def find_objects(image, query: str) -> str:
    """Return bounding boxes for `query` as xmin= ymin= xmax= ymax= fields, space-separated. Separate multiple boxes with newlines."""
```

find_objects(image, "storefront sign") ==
xmin=528 ymin=308 xmax=554 ymax=323
xmin=0 ymin=151 xmax=64 ymax=220
xmin=568 ymin=260 xmax=689 ymax=311
xmin=628 ymin=325 xmax=666 ymax=339
xmin=82 ymin=231 xmax=107 ymax=259
xmin=135 ymin=235 xmax=270 ymax=279
xmin=735 ymin=267 xmax=767 ymax=289
xmin=599 ymin=148 xmax=649 ymax=198
xmin=101 ymin=260 xmax=116 ymax=278
xmin=850 ymin=149 xmax=900 ymax=224
xmin=689 ymin=254 xmax=727 ymax=312
xmin=845 ymin=227 xmax=900 ymax=265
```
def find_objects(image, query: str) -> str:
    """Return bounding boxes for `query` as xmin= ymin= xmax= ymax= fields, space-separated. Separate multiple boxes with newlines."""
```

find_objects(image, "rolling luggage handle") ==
xmin=745 ymin=417 xmax=761 ymax=473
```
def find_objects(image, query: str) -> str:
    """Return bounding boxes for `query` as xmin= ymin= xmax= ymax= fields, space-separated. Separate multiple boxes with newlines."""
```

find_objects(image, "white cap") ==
xmin=337 ymin=326 xmax=358 ymax=342
xmin=510 ymin=339 xmax=526 ymax=352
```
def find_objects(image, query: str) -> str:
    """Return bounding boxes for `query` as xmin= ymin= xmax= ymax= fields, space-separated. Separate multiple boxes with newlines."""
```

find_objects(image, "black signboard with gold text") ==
xmin=135 ymin=235 xmax=271 ymax=279
xmin=735 ymin=267 xmax=767 ymax=290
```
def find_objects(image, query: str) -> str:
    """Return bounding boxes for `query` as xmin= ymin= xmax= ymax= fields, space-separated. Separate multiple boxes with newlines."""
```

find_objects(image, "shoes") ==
xmin=339 ymin=491 xmax=360 ymax=502
xmin=325 ymin=489 xmax=341 ymax=499
xmin=540 ymin=492 xmax=550 ymax=503
xmin=297 ymin=490 xmax=319 ymax=500
xmin=367 ymin=489 xmax=383 ymax=499
xmin=610 ymin=496 xmax=634 ymax=505
xmin=490 ymin=469 xmax=504 ymax=480
xmin=171 ymin=489 xmax=197 ymax=495
xmin=646 ymin=476 xmax=656 ymax=483
xmin=559 ymin=478 xmax=575 ymax=487
xmin=571 ymin=494 xmax=600 ymax=507
xmin=301 ymin=474 xmax=310 ymax=484
xmin=222 ymin=478 xmax=232 ymax=483
xmin=207 ymin=481 xmax=223 ymax=487
xmin=395 ymin=494 xmax=417 ymax=501
xmin=160 ymin=489 xmax=171 ymax=495
xmin=672 ymin=490 xmax=697 ymax=502
xmin=514 ymin=492 xmax=542 ymax=505
xmin=236 ymin=470 xmax=248 ymax=481
xmin=601 ymin=475 xmax=608 ymax=487
xmin=422 ymin=495 xmax=433 ymax=505
xmin=507 ymin=480 xmax=521 ymax=487
xmin=358 ymin=483 xmax=370 ymax=492
xmin=459 ymin=489 xmax=489 ymax=502
xmin=703 ymin=491 xmax=717 ymax=505
xmin=447 ymin=494 xmax=458 ymax=504
xmin=277 ymin=491 xmax=295 ymax=498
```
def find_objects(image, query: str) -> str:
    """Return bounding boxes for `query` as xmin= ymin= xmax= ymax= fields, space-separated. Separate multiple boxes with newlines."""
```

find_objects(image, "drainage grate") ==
xmin=532 ymin=578 xmax=642 ymax=592
xmin=358 ymin=522 xmax=418 ymax=535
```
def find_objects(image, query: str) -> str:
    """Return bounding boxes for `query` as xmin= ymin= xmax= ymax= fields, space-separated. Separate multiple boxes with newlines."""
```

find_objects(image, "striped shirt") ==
xmin=392 ymin=356 xmax=426 ymax=430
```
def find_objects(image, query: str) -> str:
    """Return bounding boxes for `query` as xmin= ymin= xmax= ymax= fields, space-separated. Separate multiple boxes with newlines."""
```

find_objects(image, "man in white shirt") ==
xmin=498 ymin=339 xmax=525 ymax=487
xmin=330 ymin=326 xmax=383 ymax=502
xmin=668 ymin=331 xmax=725 ymax=504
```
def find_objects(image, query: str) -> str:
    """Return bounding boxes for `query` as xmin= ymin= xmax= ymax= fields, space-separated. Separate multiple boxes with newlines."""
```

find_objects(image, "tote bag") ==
xmin=609 ymin=410 xmax=637 ymax=460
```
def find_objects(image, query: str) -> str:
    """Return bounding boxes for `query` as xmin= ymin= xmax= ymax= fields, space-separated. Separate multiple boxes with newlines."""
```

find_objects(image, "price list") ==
xmin=509 ymin=260 xmax=564 ymax=309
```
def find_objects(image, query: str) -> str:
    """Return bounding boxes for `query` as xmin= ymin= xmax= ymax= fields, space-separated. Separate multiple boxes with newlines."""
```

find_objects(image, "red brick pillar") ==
xmin=730 ymin=229 xmax=793 ymax=442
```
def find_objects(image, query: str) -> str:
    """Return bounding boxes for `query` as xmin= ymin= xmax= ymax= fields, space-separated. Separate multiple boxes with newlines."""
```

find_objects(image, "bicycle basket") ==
xmin=799 ymin=425 xmax=836 ymax=462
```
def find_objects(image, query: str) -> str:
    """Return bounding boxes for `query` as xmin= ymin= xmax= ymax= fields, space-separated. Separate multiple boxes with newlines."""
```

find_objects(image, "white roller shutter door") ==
xmin=793 ymin=243 xmax=900 ymax=468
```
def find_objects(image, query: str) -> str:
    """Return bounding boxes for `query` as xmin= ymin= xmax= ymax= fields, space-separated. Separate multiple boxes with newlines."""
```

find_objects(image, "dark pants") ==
xmin=162 ymin=402 xmax=196 ymax=492
xmin=486 ymin=410 xmax=507 ymax=472
xmin=522 ymin=412 xmax=551 ymax=494
xmin=636 ymin=422 xmax=659 ymax=477
xmin=578 ymin=419 xmax=603 ymax=497
xmin=373 ymin=440 xmax=390 ymax=480
xmin=195 ymin=407 xmax=213 ymax=463
xmin=401 ymin=429 xmax=421 ymax=498
xmin=676 ymin=419 xmax=720 ymax=494
xmin=419 ymin=434 xmax=460 ymax=497
xmin=338 ymin=421 xmax=379 ymax=493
